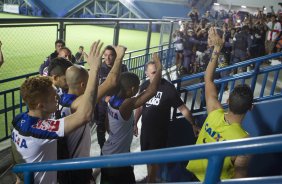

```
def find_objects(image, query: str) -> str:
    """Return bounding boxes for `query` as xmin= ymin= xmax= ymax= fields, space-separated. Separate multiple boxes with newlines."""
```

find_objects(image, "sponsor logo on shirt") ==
xmin=146 ymin=92 xmax=163 ymax=107
xmin=11 ymin=131 xmax=28 ymax=148
xmin=108 ymin=108 xmax=119 ymax=120
xmin=32 ymin=120 xmax=60 ymax=132
xmin=203 ymin=123 xmax=226 ymax=142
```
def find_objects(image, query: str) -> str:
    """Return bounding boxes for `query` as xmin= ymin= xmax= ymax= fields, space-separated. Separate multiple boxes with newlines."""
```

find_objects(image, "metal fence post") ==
xmin=204 ymin=156 xmax=224 ymax=184
xmin=24 ymin=171 xmax=33 ymax=184
xmin=58 ymin=21 xmax=65 ymax=40
xmin=143 ymin=21 xmax=152 ymax=79
xmin=165 ymin=21 xmax=174 ymax=69
xmin=250 ymin=61 xmax=261 ymax=93
xmin=113 ymin=21 xmax=120 ymax=46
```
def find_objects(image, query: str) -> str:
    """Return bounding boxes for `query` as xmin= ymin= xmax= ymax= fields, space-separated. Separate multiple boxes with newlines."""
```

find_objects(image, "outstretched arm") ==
xmin=132 ymin=53 xmax=162 ymax=109
xmin=0 ymin=41 xmax=4 ymax=68
xmin=205 ymin=28 xmax=224 ymax=113
xmin=119 ymin=53 xmax=162 ymax=120
xmin=178 ymin=104 xmax=199 ymax=137
xmin=64 ymin=40 xmax=103 ymax=135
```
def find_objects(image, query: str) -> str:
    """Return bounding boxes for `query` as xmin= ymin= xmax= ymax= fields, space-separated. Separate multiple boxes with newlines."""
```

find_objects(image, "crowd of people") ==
xmin=174 ymin=4 xmax=282 ymax=76
xmin=10 ymin=26 xmax=257 ymax=184
xmin=8 ymin=4 xmax=282 ymax=184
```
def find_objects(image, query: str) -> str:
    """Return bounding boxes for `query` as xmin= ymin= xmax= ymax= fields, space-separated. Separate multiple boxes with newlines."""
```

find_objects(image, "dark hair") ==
xmin=229 ymin=84 xmax=253 ymax=114
xmin=48 ymin=57 xmax=73 ymax=76
xmin=79 ymin=46 xmax=84 ymax=49
xmin=119 ymin=72 xmax=140 ymax=93
xmin=104 ymin=45 xmax=117 ymax=58
xmin=55 ymin=39 xmax=65 ymax=47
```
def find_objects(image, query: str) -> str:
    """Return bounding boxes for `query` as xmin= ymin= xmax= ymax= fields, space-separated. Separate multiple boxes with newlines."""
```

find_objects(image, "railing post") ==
xmin=204 ymin=156 xmax=224 ymax=184
xmin=113 ymin=21 xmax=120 ymax=46
xmin=58 ymin=21 xmax=65 ymax=40
xmin=145 ymin=21 xmax=152 ymax=62
xmin=173 ymin=81 xmax=181 ymax=120
xmin=250 ymin=60 xmax=261 ymax=93
xmin=165 ymin=21 xmax=174 ymax=69
xmin=24 ymin=171 xmax=33 ymax=184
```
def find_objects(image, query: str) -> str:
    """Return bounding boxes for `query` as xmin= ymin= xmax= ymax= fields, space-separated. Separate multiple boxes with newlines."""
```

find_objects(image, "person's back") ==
xmin=57 ymin=66 xmax=92 ymax=184
xmin=187 ymin=108 xmax=248 ymax=180
xmin=102 ymin=95 xmax=134 ymax=155
xmin=11 ymin=110 xmax=63 ymax=184
xmin=187 ymin=28 xmax=253 ymax=181
xmin=100 ymin=53 xmax=162 ymax=184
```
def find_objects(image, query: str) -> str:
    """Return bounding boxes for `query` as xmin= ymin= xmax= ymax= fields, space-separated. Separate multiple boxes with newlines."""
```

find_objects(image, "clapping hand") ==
xmin=208 ymin=27 xmax=224 ymax=50
xmin=87 ymin=40 xmax=103 ymax=70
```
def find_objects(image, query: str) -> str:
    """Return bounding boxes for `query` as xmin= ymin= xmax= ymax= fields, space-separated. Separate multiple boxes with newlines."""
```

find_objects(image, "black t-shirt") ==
xmin=99 ymin=62 xmax=128 ymax=84
xmin=140 ymin=79 xmax=184 ymax=132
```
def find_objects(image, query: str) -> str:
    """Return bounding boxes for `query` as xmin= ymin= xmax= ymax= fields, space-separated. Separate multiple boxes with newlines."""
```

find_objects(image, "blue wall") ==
xmin=243 ymin=98 xmax=282 ymax=136
xmin=134 ymin=2 xmax=188 ymax=19
xmin=29 ymin=0 xmax=83 ymax=17
xmin=242 ymin=98 xmax=282 ymax=177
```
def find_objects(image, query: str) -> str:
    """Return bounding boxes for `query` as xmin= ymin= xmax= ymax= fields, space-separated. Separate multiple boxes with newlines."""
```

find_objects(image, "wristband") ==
xmin=212 ymin=50 xmax=220 ymax=55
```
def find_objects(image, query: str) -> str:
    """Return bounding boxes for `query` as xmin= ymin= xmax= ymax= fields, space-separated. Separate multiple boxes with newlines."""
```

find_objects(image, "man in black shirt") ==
xmin=134 ymin=61 xmax=199 ymax=183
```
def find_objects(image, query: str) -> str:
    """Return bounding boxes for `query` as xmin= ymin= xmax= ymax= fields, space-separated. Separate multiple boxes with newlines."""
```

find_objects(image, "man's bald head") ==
xmin=66 ymin=65 xmax=89 ymax=90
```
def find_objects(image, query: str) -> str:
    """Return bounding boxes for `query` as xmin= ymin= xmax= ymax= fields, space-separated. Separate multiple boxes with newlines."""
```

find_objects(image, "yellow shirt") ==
xmin=187 ymin=109 xmax=248 ymax=181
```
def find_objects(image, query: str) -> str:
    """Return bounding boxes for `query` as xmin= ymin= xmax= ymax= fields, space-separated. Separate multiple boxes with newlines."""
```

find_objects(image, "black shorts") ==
xmin=141 ymin=130 xmax=167 ymax=151
xmin=101 ymin=166 xmax=135 ymax=184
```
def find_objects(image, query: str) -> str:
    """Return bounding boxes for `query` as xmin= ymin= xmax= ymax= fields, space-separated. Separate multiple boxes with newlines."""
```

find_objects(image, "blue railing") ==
xmin=13 ymin=134 xmax=282 ymax=184
xmin=172 ymin=52 xmax=282 ymax=117
xmin=0 ymin=44 xmax=175 ymax=141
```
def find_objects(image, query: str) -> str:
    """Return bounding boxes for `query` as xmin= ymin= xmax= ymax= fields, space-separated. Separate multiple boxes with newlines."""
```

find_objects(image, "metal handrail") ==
xmin=13 ymin=134 xmax=282 ymax=184
xmin=0 ymin=18 xmax=176 ymax=24
xmin=172 ymin=52 xmax=282 ymax=84
xmin=171 ymin=52 xmax=282 ymax=117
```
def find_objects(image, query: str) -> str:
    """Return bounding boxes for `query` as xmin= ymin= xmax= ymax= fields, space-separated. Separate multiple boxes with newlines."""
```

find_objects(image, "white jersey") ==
xmin=102 ymin=96 xmax=134 ymax=155
xmin=11 ymin=113 xmax=64 ymax=184
xmin=266 ymin=21 xmax=282 ymax=41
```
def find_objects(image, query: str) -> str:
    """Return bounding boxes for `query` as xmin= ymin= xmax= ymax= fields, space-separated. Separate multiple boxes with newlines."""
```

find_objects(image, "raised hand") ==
xmin=208 ymin=27 xmax=224 ymax=49
xmin=114 ymin=45 xmax=127 ymax=61
xmin=152 ymin=52 xmax=162 ymax=71
xmin=87 ymin=40 xmax=104 ymax=70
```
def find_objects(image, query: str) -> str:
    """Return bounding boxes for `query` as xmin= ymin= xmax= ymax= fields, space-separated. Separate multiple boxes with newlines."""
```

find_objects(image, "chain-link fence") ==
xmin=0 ymin=18 xmax=176 ymax=141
